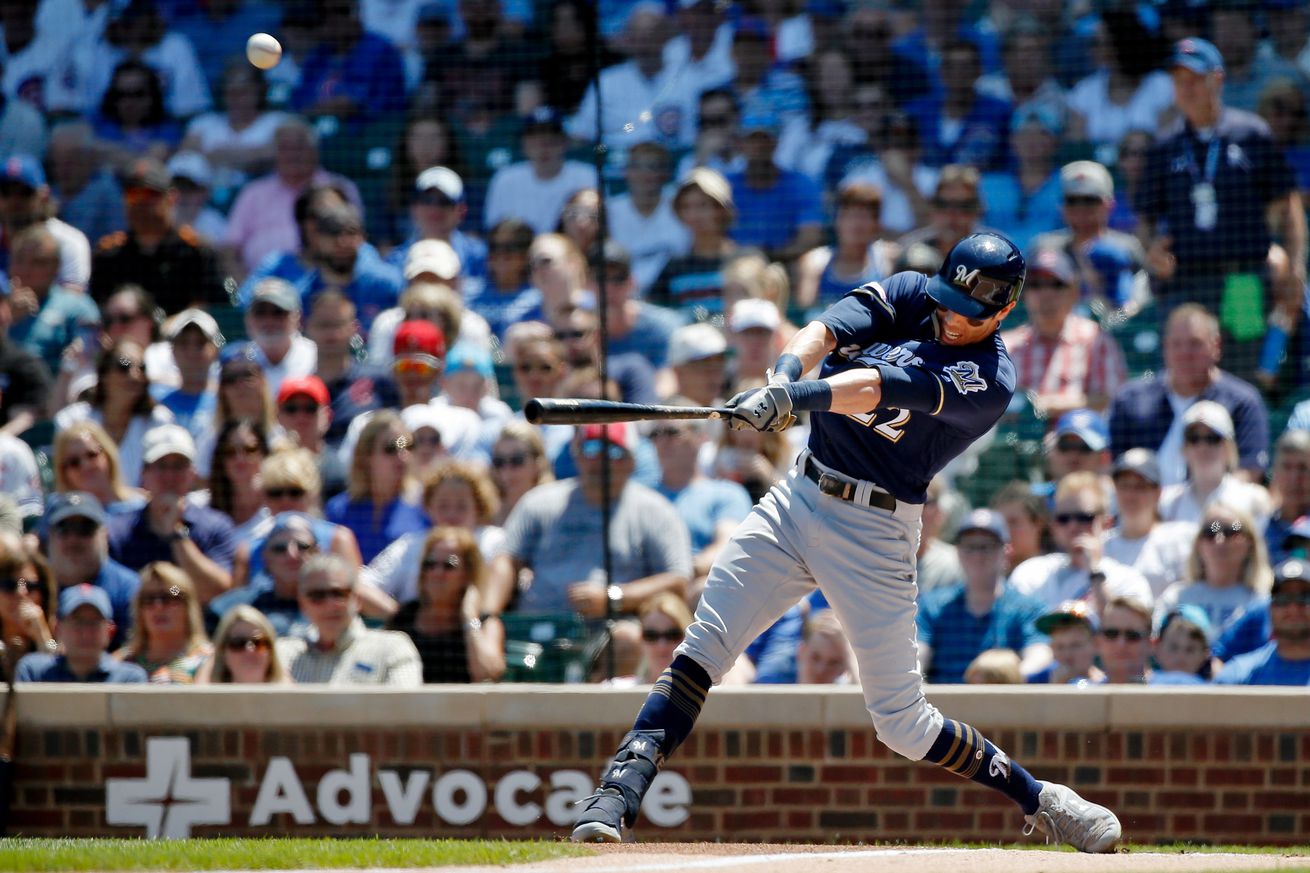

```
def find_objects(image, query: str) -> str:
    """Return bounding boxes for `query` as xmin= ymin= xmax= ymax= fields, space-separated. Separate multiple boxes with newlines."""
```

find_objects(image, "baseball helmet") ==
xmin=926 ymin=232 xmax=1027 ymax=318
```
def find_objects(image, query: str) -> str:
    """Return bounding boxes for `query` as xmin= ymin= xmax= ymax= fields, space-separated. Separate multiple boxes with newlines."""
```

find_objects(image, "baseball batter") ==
xmin=572 ymin=232 xmax=1122 ymax=852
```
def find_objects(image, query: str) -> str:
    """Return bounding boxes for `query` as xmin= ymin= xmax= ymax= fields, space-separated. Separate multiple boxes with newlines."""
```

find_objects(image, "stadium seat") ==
xmin=499 ymin=612 xmax=592 ymax=683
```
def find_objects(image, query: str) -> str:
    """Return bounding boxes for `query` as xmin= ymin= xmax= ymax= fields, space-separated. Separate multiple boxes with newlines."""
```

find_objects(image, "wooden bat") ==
xmin=523 ymin=398 xmax=733 ymax=425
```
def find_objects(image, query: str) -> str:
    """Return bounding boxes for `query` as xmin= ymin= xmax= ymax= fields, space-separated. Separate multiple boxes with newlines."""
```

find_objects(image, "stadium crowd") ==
xmin=1 ymin=0 xmax=1310 ymax=689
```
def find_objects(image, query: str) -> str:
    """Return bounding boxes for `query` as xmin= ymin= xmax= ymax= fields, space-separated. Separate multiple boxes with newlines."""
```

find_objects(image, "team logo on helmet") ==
xmin=943 ymin=361 xmax=987 ymax=395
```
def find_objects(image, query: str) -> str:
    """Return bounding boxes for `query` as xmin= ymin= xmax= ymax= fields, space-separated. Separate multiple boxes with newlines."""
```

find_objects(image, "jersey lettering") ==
xmin=848 ymin=408 xmax=911 ymax=443
xmin=943 ymin=361 xmax=987 ymax=395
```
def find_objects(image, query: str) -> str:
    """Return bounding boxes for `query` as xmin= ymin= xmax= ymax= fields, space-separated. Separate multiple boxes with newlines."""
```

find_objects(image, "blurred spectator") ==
xmin=726 ymin=299 xmax=782 ymax=385
xmin=485 ymin=422 xmax=691 ymax=619
xmin=839 ymin=4 xmax=931 ymax=107
xmin=484 ymin=107 xmax=593 ymax=234
xmin=588 ymin=240 xmax=681 ymax=369
xmin=303 ymin=291 xmax=398 ymax=447
xmin=607 ymin=142 xmax=690 ymax=295
xmin=1042 ymin=410 xmax=1112 ymax=486
xmin=466 ymin=218 xmax=542 ymax=340
xmin=980 ymin=106 xmax=1063 ymax=249
xmin=1107 ymin=130 xmax=1152 ymax=234
xmin=324 ymin=410 xmax=427 ymax=563
xmin=87 ymin=60 xmax=183 ymax=167
xmin=662 ymin=0 xmax=734 ymax=94
xmin=976 ymin=18 xmax=1065 ymax=132
xmin=794 ymin=609 xmax=855 ymax=684
xmin=1135 ymin=38 xmax=1304 ymax=381
xmin=1158 ymin=401 xmax=1272 ymax=526
xmin=1108 ymin=305 xmax=1270 ymax=487
xmin=5 ymin=224 xmax=99 ymax=373
xmin=0 ymin=415 xmax=41 ymax=521
xmin=1215 ymin=558 xmax=1310 ymax=686
xmin=54 ymin=339 xmax=175 ymax=485
xmin=386 ymin=525 xmax=505 ymax=683
xmin=829 ymin=96 xmax=937 ymax=237
xmin=275 ymin=377 xmax=343 ymax=488
xmin=540 ymin=0 xmax=614 ymax=116
xmin=963 ymin=648 xmax=1024 ymax=684
xmin=553 ymin=304 xmax=656 ymax=404
xmin=82 ymin=285 xmax=174 ymax=389
xmin=989 ymin=481 xmax=1051 ymax=574
xmin=423 ymin=0 xmax=540 ymax=119
xmin=1094 ymin=595 xmax=1154 ymax=684
xmin=388 ymin=166 xmax=487 ymax=291
xmin=794 ymin=183 xmax=898 ymax=316
xmin=89 ymin=158 xmax=228 ymax=312
xmin=775 ymin=48 xmax=863 ymax=180
xmin=1213 ymin=3 xmax=1306 ymax=114
xmin=489 ymin=420 xmax=553 ymax=526
xmin=197 ymin=604 xmax=290 ymax=684
xmin=667 ymin=323 xmax=727 ymax=408
xmin=504 ymin=323 xmax=569 ymax=422
xmin=721 ymin=251 xmax=790 ymax=323
xmin=1031 ymin=161 xmax=1149 ymax=316
xmin=0 ymin=153 xmax=92 ymax=292
xmin=1000 ymin=247 xmax=1127 ymax=418
xmin=51 ymin=422 xmax=147 ymax=515
xmin=43 ymin=492 xmax=139 ymax=644
xmin=1149 ymin=605 xmax=1213 ymax=685
xmin=1065 ymin=13 xmax=1172 ymax=147
xmin=1156 ymin=505 xmax=1273 ymax=635
xmin=680 ymin=87 xmax=745 ymax=179
xmin=1257 ymin=79 xmax=1310 ymax=193
xmin=171 ymin=0 xmax=282 ymax=93
xmin=896 ymin=165 xmax=985 ymax=270
xmin=108 ymin=424 xmax=237 ymax=601
xmin=0 ymin=532 xmax=55 ymax=658
xmin=527 ymin=232 xmax=589 ymax=325
xmin=200 ymin=344 xmax=278 ymax=480
xmin=1027 ymin=600 xmax=1102 ymax=684
xmin=250 ymin=450 xmax=363 ymax=567
xmin=916 ymin=476 xmax=962 ymax=594
xmin=46 ymin=121 xmax=126 ymax=244
xmin=917 ymin=509 xmax=1049 ymax=684
xmin=165 ymin=152 xmax=226 ymax=244
xmin=0 ymin=275 xmax=52 ymax=437
xmin=278 ymin=553 xmax=423 ymax=685
xmin=1104 ymin=449 xmax=1193 ymax=599
xmin=606 ymin=592 xmax=693 ymax=686
xmin=289 ymin=0 xmax=405 ymax=125
xmin=224 ymin=117 xmax=362 ymax=273
xmin=731 ymin=17 xmax=808 ymax=132
xmin=0 ymin=23 xmax=52 ymax=152
xmin=726 ymin=110 xmax=824 ymax=264
xmin=1265 ymin=430 xmax=1310 ymax=564
xmin=211 ymin=511 xmax=318 ymax=634
xmin=242 ymin=279 xmax=317 ymax=399
xmin=439 ymin=344 xmax=511 ymax=439
xmin=205 ymin=419 xmax=271 ymax=539
xmin=114 ymin=561 xmax=212 ymax=683
xmin=904 ymin=39 xmax=1011 ymax=171
xmin=557 ymin=188 xmax=600 ymax=264
xmin=385 ymin=117 xmax=458 ymax=240
xmin=649 ymin=169 xmax=739 ymax=318
xmin=365 ymin=275 xmax=491 ymax=366
xmin=15 ymin=584 xmax=147 ymax=683
xmin=156 ymin=309 xmax=221 ymax=448
xmin=1008 ymin=471 xmax=1152 ymax=612
xmin=705 ymin=416 xmax=790 ymax=505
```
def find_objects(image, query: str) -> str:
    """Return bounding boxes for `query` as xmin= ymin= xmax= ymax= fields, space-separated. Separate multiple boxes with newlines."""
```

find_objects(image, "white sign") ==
xmin=105 ymin=736 xmax=691 ymax=838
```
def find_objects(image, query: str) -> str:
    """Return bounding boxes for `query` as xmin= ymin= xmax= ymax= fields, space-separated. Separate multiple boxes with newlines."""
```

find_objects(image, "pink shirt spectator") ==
xmin=1002 ymin=314 xmax=1127 ymax=412
xmin=224 ymin=169 xmax=362 ymax=271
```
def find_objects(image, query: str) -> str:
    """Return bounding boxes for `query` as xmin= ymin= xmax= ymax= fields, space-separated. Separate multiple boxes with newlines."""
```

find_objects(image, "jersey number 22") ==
xmin=848 ymin=408 xmax=911 ymax=442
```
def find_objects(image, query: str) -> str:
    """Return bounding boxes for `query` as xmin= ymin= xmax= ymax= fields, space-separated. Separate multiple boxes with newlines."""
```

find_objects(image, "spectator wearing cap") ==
xmin=0 ymin=271 xmax=53 ymax=437
xmin=1136 ymin=37 xmax=1305 ymax=383
xmin=1001 ymin=247 xmax=1127 ymax=419
xmin=1030 ymin=160 xmax=1150 ymax=316
xmin=15 ymin=584 xmax=148 ymax=684
xmin=288 ymin=0 xmax=405 ymax=126
xmin=903 ymin=39 xmax=1012 ymax=171
xmin=89 ymin=158 xmax=227 ymax=313
xmin=390 ymin=320 xmax=448 ymax=408
xmin=978 ymin=105 xmax=1063 ymax=250
xmin=1157 ymin=503 xmax=1273 ymax=638
xmin=1065 ymin=14 xmax=1174 ymax=147
xmin=1159 ymin=400 xmax=1272 ymax=527
xmin=916 ymin=508 xmax=1050 ymax=684
xmin=1149 ymin=604 xmax=1214 ymax=685
xmin=1026 ymin=600 xmax=1103 ymax=685
xmin=1265 ymin=430 xmax=1310 ymax=565
xmin=606 ymin=142 xmax=690 ymax=295
xmin=438 ymin=344 xmax=514 ymax=446
xmin=895 ymin=166 xmax=986 ymax=272
xmin=387 ymin=166 xmax=488 ymax=290
xmin=648 ymin=169 xmax=739 ymax=318
xmin=1216 ymin=558 xmax=1310 ymax=686
xmin=302 ymin=291 xmax=399 ymax=449
xmin=1042 ymin=409 xmax=1112 ymax=486
xmin=107 ymin=424 xmax=237 ymax=602
xmin=794 ymin=183 xmax=899 ymax=317
xmin=42 ymin=492 xmax=140 ymax=645
xmin=726 ymin=298 xmax=782 ymax=385
xmin=485 ymin=422 xmax=692 ymax=624
xmin=588 ymin=240 xmax=682 ymax=369
xmin=197 ymin=343 xmax=279 ymax=481
xmin=276 ymin=375 xmax=333 ymax=462
xmin=1108 ymin=304 xmax=1270 ymax=487
xmin=4 ymin=224 xmax=99 ymax=374
xmin=483 ymin=107 xmax=594 ymax=234
xmin=156 ymin=309 xmax=222 ymax=449
xmin=243 ymin=277 xmax=317 ymax=400
xmin=725 ymin=108 xmax=824 ymax=265
xmin=165 ymin=151 xmax=226 ymax=244
xmin=0 ymin=153 xmax=93 ymax=293
xmin=1104 ymin=449 xmax=1194 ymax=599
xmin=1009 ymin=470 xmax=1153 ymax=613
xmin=666 ymin=322 xmax=728 ymax=408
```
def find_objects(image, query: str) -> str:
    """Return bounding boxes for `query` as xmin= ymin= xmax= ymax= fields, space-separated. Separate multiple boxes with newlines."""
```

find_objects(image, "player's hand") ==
xmin=726 ymin=384 xmax=795 ymax=432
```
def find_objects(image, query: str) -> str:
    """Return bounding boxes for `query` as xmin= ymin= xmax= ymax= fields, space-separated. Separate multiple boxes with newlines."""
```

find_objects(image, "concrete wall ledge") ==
xmin=6 ymin=684 xmax=1308 ymax=730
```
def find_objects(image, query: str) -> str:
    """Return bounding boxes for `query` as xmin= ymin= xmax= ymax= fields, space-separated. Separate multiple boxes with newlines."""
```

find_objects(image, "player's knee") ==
xmin=870 ymin=702 xmax=942 ymax=761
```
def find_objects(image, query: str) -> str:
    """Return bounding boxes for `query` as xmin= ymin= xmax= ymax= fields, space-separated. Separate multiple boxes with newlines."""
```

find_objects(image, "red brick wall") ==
xmin=11 ymin=723 xmax=1310 ymax=843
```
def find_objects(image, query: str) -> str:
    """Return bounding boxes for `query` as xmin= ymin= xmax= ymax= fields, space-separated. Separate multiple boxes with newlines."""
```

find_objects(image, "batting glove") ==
xmin=727 ymin=383 xmax=796 ymax=432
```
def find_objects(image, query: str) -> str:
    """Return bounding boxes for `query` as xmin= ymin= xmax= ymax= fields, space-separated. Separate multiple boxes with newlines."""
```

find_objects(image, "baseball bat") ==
xmin=524 ymin=398 xmax=733 ymax=425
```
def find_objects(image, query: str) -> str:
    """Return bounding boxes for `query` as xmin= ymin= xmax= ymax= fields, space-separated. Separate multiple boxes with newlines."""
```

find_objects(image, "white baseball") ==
xmin=246 ymin=33 xmax=282 ymax=70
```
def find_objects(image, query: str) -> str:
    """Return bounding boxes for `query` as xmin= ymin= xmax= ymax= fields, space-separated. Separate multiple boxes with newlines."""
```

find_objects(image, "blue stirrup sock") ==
xmin=921 ymin=718 xmax=1043 ymax=815
xmin=633 ymin=654 xmax=712 ymax=757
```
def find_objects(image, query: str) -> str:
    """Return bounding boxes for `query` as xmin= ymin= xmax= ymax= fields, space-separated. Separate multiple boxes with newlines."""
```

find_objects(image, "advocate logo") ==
xmin=106 ymin=736 xmax=691 ymax=838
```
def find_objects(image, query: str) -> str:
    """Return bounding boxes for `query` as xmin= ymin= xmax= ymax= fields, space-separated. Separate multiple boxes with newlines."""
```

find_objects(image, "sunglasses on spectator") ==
xmin=102 ymin=312 xmax=141 ymax=328
xmin=123 ymin=187 xmax=163 ymax=205
xmin=1055 ymin=440 xmax=1093 ymax=454
xmin=0 ymin=577 xmax=33 ymax=594
xmin=489 ymin=242 xmax=529 ymax=254
xmin=140 ymin=587 xmax=185 ymax=607
xmin=222 ymin=443 xmax=263 ymax=459
xmin=1054 ymin=511 xmax=1098 ymax=526
xmin=110 ymin=357 xmax=144 ymax=375
xmin=53 ymin=518 xmax=99 ymax=537
xmin=492 ymin=452 xmax=530 ymax=469
xmin=416 ymin=192 xmax=457 ymax=207
xmin=1063 ymin=196 xmax=1102 ymax=207
xmin=580 ymin=439 xmax=626 ymax=461
xmin=1185 ymin=431 xmax=1224 ymax=446
xmin=1100 ymin=628 xmax=1146 ymax=642
xmin=1271 ymin=592 xmax=1310 ymax=608
xmin=379 ymin=436 xmax=411 ymax=455
xmin=642 ymin=628 xmax=684 ymax=643
xmin=529 ymin=255 xmax=556 ymax=270
xmin=0 ymin=182 xmax=35 ymax=197
xmin=514 ymin=361 xmax=555 ymax=374
xmin=62 ymin=448 xmax=104 ymax=470
xmin=648 ymin=427 xmax=687 ymax=440
xmin=393 ymin=358 xmax=439 ymax=377
xmin=265 ymin=487 xmax=307 ymax=500
xmin=554 ymin=328 xmax=590 ymax=342
xmin=225 ymin=635 xmax=271 ymax=653
xmin=412 ymin=432 xmax=442 ymax=449
xmin=221 ymin=369 xmax=259 ymax=385
xmin=304 ymin=588 xmax=351 ymax=604
xmin=1200 ymin=520 xmax=1245 ymax=540
xmin=421 ymin=555 xmax=462 ymax=572
xmin=957 ymin=542 xmax=1002 ymax=554
xmin=251 ymin=304 xmax=290 ymax=318
xmin=269 ymin=539 xmax=315 ymax=555
xmin=698 ymin=114 xmax=732 ymax=128
xmin=280 ymin=402 xmax=320 ymax=416
xmin=933 ymin=198 xmax=980 ymax=212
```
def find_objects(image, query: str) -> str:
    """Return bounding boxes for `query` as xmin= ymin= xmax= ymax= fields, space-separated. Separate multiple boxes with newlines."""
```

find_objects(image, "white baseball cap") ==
xmin=1182 ymin=400 xmax=1235 ymax=441
xmin=1061 ymin=160 xmax=1113 ymax=200
xmin=165 ymin=308 xmax=224 ymax=345
xmin=667 ymin=323 xmax=727 ymax=366
xmin=143 ymin=424 xmax=197 ymax=465
xmin=403 ymin=238 xmax=462 ymax=282
xmin=729 ymin=299 xmax=781 ymax=333
xmin=414 ymin=165 xmax=465 ymax=202
xmin=167 ymin=151 xmax=213 ymax=188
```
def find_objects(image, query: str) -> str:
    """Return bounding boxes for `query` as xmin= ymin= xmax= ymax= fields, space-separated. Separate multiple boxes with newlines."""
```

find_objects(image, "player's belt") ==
xmin=802 ymin=457 xmax=897 ymax=512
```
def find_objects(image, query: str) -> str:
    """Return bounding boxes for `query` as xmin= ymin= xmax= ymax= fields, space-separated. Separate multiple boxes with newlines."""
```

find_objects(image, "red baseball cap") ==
xmin=578 ymin=422 xmax=633 ymax=451
xmin=394 ymin=320 xmax=446 ymax=360
xmin=277 ymin=375 xmax=329 ymax=407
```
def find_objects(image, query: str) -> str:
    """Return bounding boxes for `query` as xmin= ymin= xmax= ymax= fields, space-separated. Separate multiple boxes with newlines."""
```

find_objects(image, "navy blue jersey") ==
xmin=810 ymin=271 xmax=1016 ymax=503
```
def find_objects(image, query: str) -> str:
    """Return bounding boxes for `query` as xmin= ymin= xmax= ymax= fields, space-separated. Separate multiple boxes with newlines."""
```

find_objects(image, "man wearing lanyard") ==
xmin=1135 ymin=38 xmax=1305 ymax=387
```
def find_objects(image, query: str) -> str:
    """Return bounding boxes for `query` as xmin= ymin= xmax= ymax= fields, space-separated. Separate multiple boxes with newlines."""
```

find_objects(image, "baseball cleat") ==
xmin=1022 ymin=781 xmax=1121 ymax=853
xmin=571 ymin=788 xmax=631 ymax=843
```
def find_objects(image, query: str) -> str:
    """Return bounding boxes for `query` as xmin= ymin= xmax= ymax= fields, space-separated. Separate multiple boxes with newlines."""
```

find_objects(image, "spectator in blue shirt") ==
xmin=4 ymin=224 xmax=99 ymax=374
xmin=1216 ymin=558 xmax=1310 ymax=686
xmin=726 ymin=110 xmax=824 ymax=264
xmin=386 ymin=166 xmax=488 ymax=292
xmin=15 ymin=585 xmax=148 ymax=684
xmin=1264 ymin=430 xmax=1310 ymax=565
xmin=155 ymin=309 xmax=221 ymax=450
xmin=43 ymin=492 xmax=140 ymax=648
xmin=290 ymin=0 xmax=407 ymax=127
xmin=917 ymin=509 xmax=1050 ymax=684
xmin=979 ymin=105 xmax=1064 ymax=251
xmin=465 ymin=219 xmax=543 ymax=341
xmin=904 ymin=39 xmax=1012 ymax=171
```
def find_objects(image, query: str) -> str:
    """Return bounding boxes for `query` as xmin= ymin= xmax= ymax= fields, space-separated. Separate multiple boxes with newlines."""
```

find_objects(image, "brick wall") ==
xmin=5 ymin=687 xmax=1309 ymax=843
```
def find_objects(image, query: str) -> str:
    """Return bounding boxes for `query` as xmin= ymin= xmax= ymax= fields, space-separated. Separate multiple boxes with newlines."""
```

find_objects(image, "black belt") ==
xmin=802 ymin=457 xmax=897 ymax=512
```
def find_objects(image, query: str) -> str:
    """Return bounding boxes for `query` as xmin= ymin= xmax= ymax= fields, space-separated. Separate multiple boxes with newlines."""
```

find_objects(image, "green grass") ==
xmin=0 ymin=838 xmax=586 ymax=871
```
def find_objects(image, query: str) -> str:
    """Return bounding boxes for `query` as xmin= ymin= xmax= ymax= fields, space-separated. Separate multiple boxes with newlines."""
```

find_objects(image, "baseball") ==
xmin=246 ymin=33 xmax=282 ymax=70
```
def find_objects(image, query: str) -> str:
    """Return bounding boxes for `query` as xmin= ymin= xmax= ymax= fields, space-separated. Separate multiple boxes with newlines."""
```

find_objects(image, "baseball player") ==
xmin=572 ymin=232 xmax=1122 ymax=852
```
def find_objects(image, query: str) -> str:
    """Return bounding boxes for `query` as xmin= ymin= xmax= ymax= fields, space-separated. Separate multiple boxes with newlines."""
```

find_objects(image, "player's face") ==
xmin=934 ymin=305 xmax=1008 ymax=346
xmin=1154 ymin=621 xmax=1208 ymax=675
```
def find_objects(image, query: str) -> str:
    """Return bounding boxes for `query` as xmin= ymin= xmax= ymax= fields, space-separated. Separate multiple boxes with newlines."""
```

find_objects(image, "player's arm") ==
xmin=771 ymin=319 xmax=837 ymax=382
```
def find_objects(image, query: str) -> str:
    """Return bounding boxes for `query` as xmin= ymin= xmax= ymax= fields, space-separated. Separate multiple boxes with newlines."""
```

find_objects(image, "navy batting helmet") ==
xmin=926 ymin=232 xmax=1026 ymax=318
